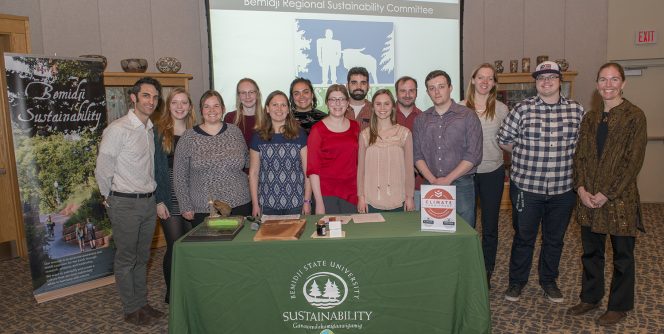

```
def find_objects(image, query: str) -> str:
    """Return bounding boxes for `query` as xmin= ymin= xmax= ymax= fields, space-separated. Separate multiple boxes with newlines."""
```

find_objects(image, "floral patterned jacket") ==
xmin=573 ymin=99 xmax=647 ymax=236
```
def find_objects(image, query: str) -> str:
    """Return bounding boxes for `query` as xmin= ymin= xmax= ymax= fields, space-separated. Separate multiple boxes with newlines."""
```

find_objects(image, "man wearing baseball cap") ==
xmin=497 ymin=61 xmax=585 ymax=303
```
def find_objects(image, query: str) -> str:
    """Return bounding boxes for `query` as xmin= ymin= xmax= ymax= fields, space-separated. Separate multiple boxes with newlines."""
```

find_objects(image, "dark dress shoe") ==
xmin=567 ymin=302 xmax=599 ymax=315
xmin=597 ymin=310 xmax=628 ymax=325
xmin=124 ymin=309 xmax=153 ymax=326
xmin=142 ymin=304 xmax=165 ymax=319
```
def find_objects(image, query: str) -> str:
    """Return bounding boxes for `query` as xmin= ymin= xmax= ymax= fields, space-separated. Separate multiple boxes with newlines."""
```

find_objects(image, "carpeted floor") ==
xmin=1 ymin=204 xmax=663 ymax=333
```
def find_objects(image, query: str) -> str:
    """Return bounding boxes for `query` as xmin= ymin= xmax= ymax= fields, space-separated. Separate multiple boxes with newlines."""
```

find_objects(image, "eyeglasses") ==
xmin=239 ymin=90 xmax=256 ymax=97
xmin=328 ymin=97 xmax=347 ymax=104
xmin=536 ymin=75 xmax=559 ymax=82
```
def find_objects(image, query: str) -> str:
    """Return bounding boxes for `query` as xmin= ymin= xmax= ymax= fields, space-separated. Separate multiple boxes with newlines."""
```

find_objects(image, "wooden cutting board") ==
xmin=253 ymin=219 xmax=307 ymax=241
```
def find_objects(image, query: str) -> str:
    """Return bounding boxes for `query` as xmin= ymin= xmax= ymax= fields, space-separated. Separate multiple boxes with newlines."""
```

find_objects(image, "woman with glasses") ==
xmin=307 ymin=84 xmax=360 ymax=214
xmin=460 ymin=63 xmax=509 ymax=287
xmin=289 ymin=77 xmax=327 ymax=134
xmin=174 ymin=90 xmax=251 ymax=228
xmin=249 ymin=91 xmax=311 ymax=217
xmin=568 ymin=62 xmax=647 ymax=325
xmin=154 ymin=87 xmax=196 ymax=303
xmin=224 ymin=78 xmax=263 ymax=145
xmin=357 ymin=89 xmax=414 ymax=213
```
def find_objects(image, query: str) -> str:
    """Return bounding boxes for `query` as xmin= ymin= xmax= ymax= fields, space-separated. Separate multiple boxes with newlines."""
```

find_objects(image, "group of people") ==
xmin=74 ymin=218 xmax=98 ymax=252
xmin=94 ymin=60 xmax=646 ymax=327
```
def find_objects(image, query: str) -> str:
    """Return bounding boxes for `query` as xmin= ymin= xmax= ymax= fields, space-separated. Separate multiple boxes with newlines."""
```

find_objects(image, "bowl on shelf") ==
xmin=79 ymin=54 xmax=107 ymax=70
xmin=156 ymin=57 xmax=182 ymax=74
xmin=120 ymin=58 xmax=148 ymax=73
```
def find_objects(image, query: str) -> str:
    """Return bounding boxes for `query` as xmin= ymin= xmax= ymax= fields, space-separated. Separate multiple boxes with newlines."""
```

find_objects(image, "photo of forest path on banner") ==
xmin=4 ymin=54 xmax=113 ymax=302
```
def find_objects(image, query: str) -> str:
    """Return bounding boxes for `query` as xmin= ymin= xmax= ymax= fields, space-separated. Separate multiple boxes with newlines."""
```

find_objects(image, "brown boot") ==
xmin=597 ymin=310 xmax=628 ymax=325
xmin=124 ymin=308 xmax=153 ymax=326
xmin=142 ymin=304 xmax=165 ymax=319
xmin=567 ymin=302 xmax=599 ymax=315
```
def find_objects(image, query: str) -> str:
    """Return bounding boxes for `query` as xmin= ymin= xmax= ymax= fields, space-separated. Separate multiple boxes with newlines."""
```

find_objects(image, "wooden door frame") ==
xmin=0 ymin=13 xmax=32 ymax=258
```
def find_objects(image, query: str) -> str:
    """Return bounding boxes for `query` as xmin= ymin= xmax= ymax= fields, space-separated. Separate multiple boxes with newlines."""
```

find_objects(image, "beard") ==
xmin=398 ymin=99 xmax=414 ymax=108
xmin=350 ymin=89 xmax=367 ymax=101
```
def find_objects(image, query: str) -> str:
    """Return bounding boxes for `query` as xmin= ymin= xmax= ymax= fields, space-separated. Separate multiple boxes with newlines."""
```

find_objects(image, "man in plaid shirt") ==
xmin=497 ymin=61 xmax=585 ymax=303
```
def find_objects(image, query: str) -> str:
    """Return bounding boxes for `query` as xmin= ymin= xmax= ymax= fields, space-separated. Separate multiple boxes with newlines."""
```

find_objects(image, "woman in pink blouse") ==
xmin=357 ymin=89 xmax=415 ymax=213
xmin=307 ymin=84 xmax=360 ymax=214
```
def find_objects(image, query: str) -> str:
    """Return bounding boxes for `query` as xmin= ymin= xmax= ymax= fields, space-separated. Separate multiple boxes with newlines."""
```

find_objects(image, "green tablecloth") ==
xmin=169 ymin=212 xmax=491 ymax=333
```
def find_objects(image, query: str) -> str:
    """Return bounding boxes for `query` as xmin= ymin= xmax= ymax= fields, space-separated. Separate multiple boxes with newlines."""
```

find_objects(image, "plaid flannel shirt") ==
xmin=497 ymin=95 xmax=585 ymax=195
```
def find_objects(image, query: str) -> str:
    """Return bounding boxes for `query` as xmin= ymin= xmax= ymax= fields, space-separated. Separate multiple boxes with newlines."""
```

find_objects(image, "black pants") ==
xmin=580 ymin=226 xmax=635 ymax=311
xmin=475 ymin=166 xmax=505 ymax=275
xmin=160 ymin=215 xmax=191 ymax=302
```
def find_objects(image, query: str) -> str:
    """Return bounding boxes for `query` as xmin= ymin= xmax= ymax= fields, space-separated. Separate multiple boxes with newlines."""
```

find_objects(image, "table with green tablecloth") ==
xmin=168 ymin=212 xmax=491 ymax=333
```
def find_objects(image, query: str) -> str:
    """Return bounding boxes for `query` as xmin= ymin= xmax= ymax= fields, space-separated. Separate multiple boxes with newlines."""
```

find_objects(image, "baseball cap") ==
xmin=532 ymin=61 xmax=561 ymax=79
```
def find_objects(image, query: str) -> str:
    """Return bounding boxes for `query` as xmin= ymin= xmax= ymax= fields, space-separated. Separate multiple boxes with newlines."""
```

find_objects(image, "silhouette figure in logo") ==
xmin=316 ymin=29 xmax=342 ymax=84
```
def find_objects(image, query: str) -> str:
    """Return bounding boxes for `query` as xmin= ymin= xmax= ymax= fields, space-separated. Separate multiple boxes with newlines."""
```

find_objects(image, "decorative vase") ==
xmin=156 ymin=57 xmax=182 ymax=74
xmin=494 ymin=60 xmax=504 ymax=73
xmin=521 ymin=57 xmax=531 ymax=73
xmin=536 ymin=55 xmax=548 ymax=65
xmin=79 ymin=54 xmax=107 ymax=70
xmin=509 ymin=60 xmax=518 ymax=73
xmin=120 ymin=58 xmax=148 ymax=73
xmin=555 ymin=59 xmax=569 ymax=72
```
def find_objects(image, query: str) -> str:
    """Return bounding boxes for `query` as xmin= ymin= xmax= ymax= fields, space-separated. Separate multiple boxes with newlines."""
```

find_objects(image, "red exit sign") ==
xmin=635 ymin=30 xmax=657 ymax=45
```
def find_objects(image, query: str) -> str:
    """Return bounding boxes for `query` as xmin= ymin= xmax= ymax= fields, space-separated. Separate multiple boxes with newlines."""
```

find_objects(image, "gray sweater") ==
xmin=173 ymin=123 xmax=250 ymax=213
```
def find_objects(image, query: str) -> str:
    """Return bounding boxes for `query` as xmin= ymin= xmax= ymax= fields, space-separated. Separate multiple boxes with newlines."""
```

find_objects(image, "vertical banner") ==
xmin=4 ymin=53 xmax=114 ymax=302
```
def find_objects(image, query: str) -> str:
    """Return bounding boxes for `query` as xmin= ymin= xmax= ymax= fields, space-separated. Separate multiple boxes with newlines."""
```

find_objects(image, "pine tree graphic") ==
xmin=323 ymin=279 xmax=340 ymax=300
xmin=308 ymin=280 xmax=322 ymax=298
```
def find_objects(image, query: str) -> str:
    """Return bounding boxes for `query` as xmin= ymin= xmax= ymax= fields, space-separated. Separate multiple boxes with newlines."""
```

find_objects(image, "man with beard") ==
xmin=395 ymin=76 xmax=422 ymax=131
xmin=395 ymin=76 xmax=424 ymax=209
xmin=344 ymin=66 xmax=372 ymax=129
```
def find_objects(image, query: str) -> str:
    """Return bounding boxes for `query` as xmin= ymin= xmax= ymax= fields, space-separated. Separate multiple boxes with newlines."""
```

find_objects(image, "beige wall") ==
xmin=0 ymin=0 xmax=210 ymax=101
xmin=2 ymin=0 xmax=661 ymax=202
xmin=607 ymin=0 xmax=664 ymax=203
xmin=3 ymin=0 xmax=608 ymax=110
xmin=462 ymin=0 xmax=608 ymax=108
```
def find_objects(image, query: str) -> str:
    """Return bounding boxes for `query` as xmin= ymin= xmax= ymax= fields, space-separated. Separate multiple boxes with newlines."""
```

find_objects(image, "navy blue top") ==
xmin=250 ymin=129 xmax=308 ymax=209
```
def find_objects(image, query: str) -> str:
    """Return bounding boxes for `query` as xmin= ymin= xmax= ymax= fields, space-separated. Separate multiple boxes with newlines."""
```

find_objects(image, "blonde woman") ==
xmin=224 ymin=78 xmax=263 ymax=145
xmin=154 ymin=87 xmax=196 ymax=303
xmin=460 ymin=63 xmax=509 ymax=287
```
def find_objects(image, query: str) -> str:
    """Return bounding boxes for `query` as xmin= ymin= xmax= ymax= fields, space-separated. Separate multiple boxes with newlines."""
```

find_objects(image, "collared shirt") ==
xmin=497 ymin=95 xmax=585 ymax=195
xmin=344 ymin=99 xmax=372 ymax=130
xmin=396 ymin=104 xmax=422 ymax=132
xmin=413 ymin=100 xmax=483 ymax=178
xmin=95 ymin=110 xmax=156 ymax=196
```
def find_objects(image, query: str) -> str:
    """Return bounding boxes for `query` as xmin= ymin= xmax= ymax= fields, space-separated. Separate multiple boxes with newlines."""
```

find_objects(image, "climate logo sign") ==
xmin=303 ymin=272 xmax=348 ymax=309
xmin=423 ymin=188 xmax=454 ymax=219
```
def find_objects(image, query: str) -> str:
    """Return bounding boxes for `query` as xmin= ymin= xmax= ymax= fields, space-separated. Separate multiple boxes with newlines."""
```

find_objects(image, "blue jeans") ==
xmin=508 ymin=183 xmax=576 ymax=286
xmin=453 ymin=174 xmax=476 ymax=228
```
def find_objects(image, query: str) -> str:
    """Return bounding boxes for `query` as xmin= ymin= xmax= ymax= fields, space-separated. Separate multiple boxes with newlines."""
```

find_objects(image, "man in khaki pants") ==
xmin=95 ymin=77 xmax=164 ymax=326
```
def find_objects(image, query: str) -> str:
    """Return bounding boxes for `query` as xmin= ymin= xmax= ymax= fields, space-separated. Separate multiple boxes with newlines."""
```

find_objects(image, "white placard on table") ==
xmin=420 ymin=185 xmax=456 ymax=233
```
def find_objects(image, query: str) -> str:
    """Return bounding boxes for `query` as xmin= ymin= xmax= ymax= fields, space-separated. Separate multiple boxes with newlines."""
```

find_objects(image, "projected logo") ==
xmin=294 ymin=19 xmax=394 ymax=85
